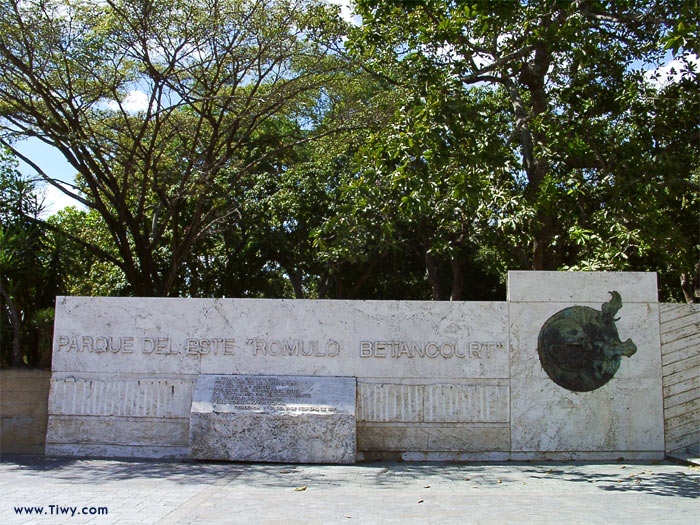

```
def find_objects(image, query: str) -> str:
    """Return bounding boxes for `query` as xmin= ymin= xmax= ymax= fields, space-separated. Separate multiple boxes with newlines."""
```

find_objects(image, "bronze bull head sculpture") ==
xmin=537 ymin=291 xmax=637 ymax=392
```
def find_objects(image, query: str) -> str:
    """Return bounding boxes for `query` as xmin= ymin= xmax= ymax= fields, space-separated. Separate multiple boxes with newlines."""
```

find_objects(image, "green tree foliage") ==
xmin=316 ymin=84 xmax=512 ymax=299
xmin=0 ymin=0 xmax=354 ymax=296
xmin=350 ymin=0 xmax=698 ymax=299
xmin=1 ymin=0 xmax=696 ymax=310
xmin=49 ymin=205 xmax=130 ymax=296
xmin=0 ymin=149 xmax=66 ymax=366
xmin=559 ymin=61 xmax=699 ymax=301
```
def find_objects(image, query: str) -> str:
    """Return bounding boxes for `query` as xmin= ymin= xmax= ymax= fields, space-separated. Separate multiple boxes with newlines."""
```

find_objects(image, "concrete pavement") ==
xmin=1 ymin=455 xmax=698 ymax=524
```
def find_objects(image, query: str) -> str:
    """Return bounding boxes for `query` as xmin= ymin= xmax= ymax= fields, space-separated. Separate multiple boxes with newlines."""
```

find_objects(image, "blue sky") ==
xmin=15 ymin=137 xmax=84 ymax=216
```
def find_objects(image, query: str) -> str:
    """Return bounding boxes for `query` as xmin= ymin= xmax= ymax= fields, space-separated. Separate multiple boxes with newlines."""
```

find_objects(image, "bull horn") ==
xmin=602 ymin=290 xmax=622 ymax=319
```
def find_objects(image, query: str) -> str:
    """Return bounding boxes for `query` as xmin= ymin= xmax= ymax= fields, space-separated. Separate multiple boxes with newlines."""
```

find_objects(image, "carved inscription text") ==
xmin=56 ymin=335 xmax=506 ymax=361
xmin=211 ymin=376 xmax=335 ymax=414
xmin=360 ymin=340 xmax=504 ymax=359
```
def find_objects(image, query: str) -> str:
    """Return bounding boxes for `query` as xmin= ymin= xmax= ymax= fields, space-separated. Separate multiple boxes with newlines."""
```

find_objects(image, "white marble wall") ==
xmin=46 ymin=271 xmax=668 ymax=461
xmin=508 ymin=271 xmax=664 ymax=459
xmin=45 ymin=372 xmax=194 ymax=458
xmin=50 ymin=298 xmax=508 ymax=379
xmin=47 ymin=298 xmax=509 ymax=459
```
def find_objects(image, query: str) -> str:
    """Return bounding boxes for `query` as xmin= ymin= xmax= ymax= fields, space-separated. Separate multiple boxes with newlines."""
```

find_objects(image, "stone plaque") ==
xmin=189 ymin=374 xmax=356 ymax=464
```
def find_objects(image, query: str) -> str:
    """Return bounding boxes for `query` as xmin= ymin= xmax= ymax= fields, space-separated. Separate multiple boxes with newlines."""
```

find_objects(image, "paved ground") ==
xmin=0 ymin=455 xmax=698 ymax=524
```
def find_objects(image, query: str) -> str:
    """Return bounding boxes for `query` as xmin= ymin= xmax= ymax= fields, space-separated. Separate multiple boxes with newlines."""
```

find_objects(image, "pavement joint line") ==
xmin=154 ymin=464 xmax=248 ymax=525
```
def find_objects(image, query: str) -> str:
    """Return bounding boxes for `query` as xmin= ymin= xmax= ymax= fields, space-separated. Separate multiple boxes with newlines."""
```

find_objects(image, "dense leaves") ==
xmin=1 ymin=0 xmax=697 ymax=366
xmin=349 ymin=0 xmax=698 ymax=298
xmin=0 ymin=150 xmax=68 ymax=367
xmin=0 ymin=0 xmax=355 ymax=296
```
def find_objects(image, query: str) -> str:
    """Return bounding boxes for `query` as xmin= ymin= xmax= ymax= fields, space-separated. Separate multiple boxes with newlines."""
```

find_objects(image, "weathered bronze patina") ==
xmin=537 ymin=291 xmax=637 ymax=392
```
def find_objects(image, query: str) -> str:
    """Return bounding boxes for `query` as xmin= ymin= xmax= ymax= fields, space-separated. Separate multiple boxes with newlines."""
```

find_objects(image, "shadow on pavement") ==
xmin=1 ymin=455 xmax=698 ymax=498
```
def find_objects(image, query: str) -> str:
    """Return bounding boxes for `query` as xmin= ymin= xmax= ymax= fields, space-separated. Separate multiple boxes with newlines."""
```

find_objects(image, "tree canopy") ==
xmin=349 ymin=0 xmax=698 ymax=284
xmin=1 ymin=0 xmax=698 ymax=366
xmin=1 ymin=0 xmax=357 ymax=295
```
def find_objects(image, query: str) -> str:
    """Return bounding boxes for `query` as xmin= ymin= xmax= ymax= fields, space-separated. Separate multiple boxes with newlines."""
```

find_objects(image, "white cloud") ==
xmin=107 ymin=89 xmax=150 ymax=113
xmin=38 ymin=183 xmax=86 ymax=218
xmin=326 ymin=0 xmax=361 ymax=25
xmin=644 ymin=53 xmax=698 ymax=88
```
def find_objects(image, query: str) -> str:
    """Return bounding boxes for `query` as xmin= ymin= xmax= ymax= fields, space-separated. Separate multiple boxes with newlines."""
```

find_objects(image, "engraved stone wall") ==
xmin=47 ymin=298 xmax=508 ymax=459
xmin=357 ymin=383 xmax=423 ymax=423
xmin=46 ymin=271 xmax=668 ymax=461
xmin=50 ymin=298 xmax=509 ymax=379
xmin=45 ymin=373 xmax=194 ymax=458
xmin=48 ymin=376 xmax=194 ymax=418
xmin=356 ymin=379 xmax=510 ymax=458
xmin=356 ymin=380 xmax=509 ymax=424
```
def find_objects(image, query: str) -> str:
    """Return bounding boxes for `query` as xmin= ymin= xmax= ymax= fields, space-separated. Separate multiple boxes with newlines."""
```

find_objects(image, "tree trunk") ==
xmin=680 ymin=263 xmax=700 ymax=303
xmin=450 ymin=258 xmax=464 ymax=301
xmin=335 ymin=270 xmax=343 ymax=299
xmin=0 ymin=281 xmax=23 ymax=366
xmin=532 ymin=215 xmax=556 ymax=270
xmin=348 ymin=253 xmax=387 ymax=298
xmin=505 ymin=39 xmax=557 ymax=271
xmin=287 ymin=268 xmax=304 ymax=299
xmin=318 ymin=273 xmax=329 ymax=299
xmin=424 ymin=251 xmax=441 ymax=300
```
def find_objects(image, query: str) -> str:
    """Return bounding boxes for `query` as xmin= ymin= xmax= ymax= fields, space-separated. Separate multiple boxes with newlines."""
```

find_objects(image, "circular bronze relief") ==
xmin=537 ymin=291 xmax=637 ymax=392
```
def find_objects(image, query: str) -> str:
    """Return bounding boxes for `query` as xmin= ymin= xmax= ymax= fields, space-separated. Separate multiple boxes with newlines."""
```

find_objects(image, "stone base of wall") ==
xmin=0 ymin=369 xmax=51 ymax=455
